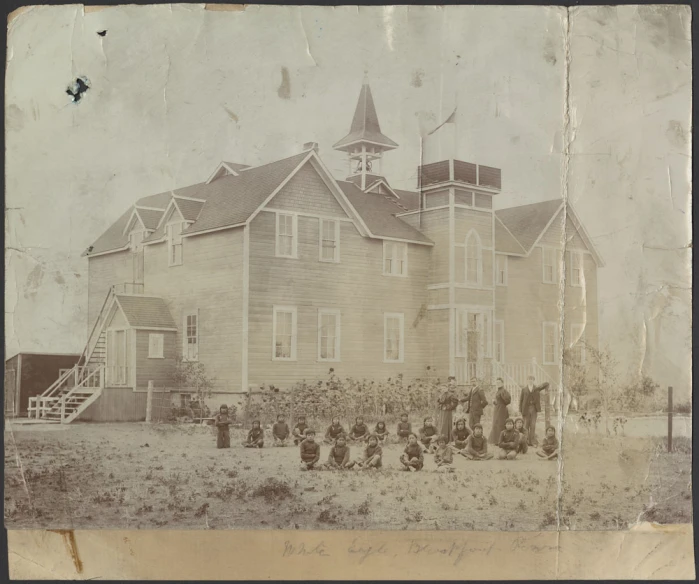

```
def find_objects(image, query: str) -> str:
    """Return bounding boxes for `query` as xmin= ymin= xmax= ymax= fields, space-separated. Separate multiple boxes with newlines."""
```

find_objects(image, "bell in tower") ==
xmin=333 ymin=76 xmax=397 ymax=190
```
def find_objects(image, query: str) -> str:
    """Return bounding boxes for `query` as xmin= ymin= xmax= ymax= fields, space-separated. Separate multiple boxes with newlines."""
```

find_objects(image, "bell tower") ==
xmin=333 ymin=77 xmax=398 ymax=190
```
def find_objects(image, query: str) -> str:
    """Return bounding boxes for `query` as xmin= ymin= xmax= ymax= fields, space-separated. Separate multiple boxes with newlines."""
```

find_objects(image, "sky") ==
xmin=5 ymin=5 xmax=692 ymax=398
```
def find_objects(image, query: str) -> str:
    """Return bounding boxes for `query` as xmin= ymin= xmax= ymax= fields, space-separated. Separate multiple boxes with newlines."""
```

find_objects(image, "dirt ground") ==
xmin=4 ymin=421 xmax=692 ymax=531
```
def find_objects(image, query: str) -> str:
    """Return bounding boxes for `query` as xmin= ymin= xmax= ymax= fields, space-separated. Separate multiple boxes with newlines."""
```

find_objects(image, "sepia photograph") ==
xmin=4 ymin=3 xmax=692 ymax=540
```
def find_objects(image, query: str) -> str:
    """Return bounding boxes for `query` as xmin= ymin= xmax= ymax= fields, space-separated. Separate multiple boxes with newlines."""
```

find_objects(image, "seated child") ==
xmin=353 ymin=434 xmax=383 ymax=470
xmin=214 ymin=405 xmax=231 ymax=449
xmin=243 ymin=420 xmax=264 ymax=448
xmin=418 ymin=417 xmax=438 ymax=453
xmin=348 ymin=416 xmax=369 ymax=442
xmin=450 ymin=418 xmax=471 ymax=453
xmin=396 ymin=414 xmax=412 ymax=442
xmin=272 ymin=414 xmax=290 ymax=447
xmin=536 ymin=426 xmax=559 ymax=460
xmin=462 ymin=424 xmax=494 ymax=460
xmin=299 ymin=430 xmax=321 ymax=470
xmin=400 ymin=433 xmax=424 ymax=471
xmin=292 ymin=415 xmax=309 ymax=446
xmin=324 ymin=417 xmax=346 ymax=445
xmin=434 ymin=435 xmax=454 ymax=472
xmin=373 ymin=421 xmax=389 ymax=443
xmin=324 ymin=436 xmax=352 ymax=470
xmin=497 ymin=418 xmax=519 ymax=460
xmin=514 ymin=417 xmax=528 ymax=455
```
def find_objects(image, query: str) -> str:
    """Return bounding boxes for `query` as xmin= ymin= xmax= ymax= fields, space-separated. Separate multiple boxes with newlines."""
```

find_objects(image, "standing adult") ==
xmin=489 ymin=378 xmax=511 ymax=444
xmin=464 ymin=380 xmax=488 ymax=431
xmin=518 ymin=375 xmax=549 ymax=447
xmin=435 ymin=376 xmax=460 ymax=442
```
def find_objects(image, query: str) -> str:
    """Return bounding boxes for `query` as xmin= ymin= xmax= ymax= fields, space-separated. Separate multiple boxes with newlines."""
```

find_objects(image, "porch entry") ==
xmin=455 ymin=308 xmax=492 ymax=384
xmin=106 ymin=328 xmax=131 ymax=386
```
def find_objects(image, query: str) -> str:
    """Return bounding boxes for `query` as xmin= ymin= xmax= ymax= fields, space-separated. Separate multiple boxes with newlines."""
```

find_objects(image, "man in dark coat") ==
xmin=464 ymin=381 xmax=488 ymax=430
xmin=518 ymin=375 xmax=550 ymax=447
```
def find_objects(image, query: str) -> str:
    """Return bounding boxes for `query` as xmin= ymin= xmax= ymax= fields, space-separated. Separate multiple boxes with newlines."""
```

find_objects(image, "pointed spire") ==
xmin=333 ymin=81 xmax=398 ymax=151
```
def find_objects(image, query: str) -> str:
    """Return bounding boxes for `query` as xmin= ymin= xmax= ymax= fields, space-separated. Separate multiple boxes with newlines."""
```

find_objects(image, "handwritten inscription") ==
xmin=407 ymin=539 xmax=496 ymax=566
xmin=347 ymin=539 xmax=389 ymax=564
xmin=283 ymin=541 xmax=330 ymax=558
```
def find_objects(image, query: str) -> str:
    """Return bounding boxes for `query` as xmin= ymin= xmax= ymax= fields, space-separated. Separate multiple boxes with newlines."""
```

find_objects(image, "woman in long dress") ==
xmin=489 ymin=377 xmax=512 ymax=444
xmin=435 ymin=376 xmax=460 ymax=442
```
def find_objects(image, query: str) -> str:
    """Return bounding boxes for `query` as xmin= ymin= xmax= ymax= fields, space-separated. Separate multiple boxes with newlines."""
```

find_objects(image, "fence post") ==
xmin=60 ymin=398 xmax=66 ymax=424
xmin=667 ymin=386 xmax=673 ymax=453
xmin=146 ymin=381 xmax=153 ymax=423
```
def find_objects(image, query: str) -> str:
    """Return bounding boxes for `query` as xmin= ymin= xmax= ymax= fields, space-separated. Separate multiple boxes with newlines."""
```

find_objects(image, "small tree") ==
xmin=171 ymin=357 xmax=215 ymax=416
xmin=584 ymin=344 xmax=620 ymax=434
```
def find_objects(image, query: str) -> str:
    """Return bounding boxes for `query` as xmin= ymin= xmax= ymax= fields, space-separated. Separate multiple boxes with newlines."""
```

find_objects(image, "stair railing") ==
xmin=49 ymin=364 xmax=105 ymax=422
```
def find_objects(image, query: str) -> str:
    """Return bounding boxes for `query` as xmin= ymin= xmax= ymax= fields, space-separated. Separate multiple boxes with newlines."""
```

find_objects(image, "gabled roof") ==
xmin=392 ymin=189 xmax=420 ymax=211
xmin=494 ymin=214 xmax=527 ymax=255
xmin=333 ymin=83 xmax=398 ymax=151
xmin=223 ymin=161 xmax=250 ymax=172
xmin=114 ymin=295 xmax=177 ymax=329
xmin=337 ymin=181 xmax=432 ymax=245
xmin=175 ymin=198 xmax=205 ymax=222
xmin=136 ymin=208 xmax=164 ymax=230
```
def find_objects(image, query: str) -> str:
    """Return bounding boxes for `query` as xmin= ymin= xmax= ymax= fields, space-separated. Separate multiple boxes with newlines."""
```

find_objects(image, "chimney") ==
xmin=303 ymin=141 xmax=319 ymax=153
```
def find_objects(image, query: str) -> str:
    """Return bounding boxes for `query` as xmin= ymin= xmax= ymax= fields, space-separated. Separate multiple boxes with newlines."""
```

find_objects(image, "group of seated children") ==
xmin=215 ymin=406 xmax=558 ymax=470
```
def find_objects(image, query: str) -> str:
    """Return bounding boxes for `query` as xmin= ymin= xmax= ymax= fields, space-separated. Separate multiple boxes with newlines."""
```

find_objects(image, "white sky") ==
xmin=5 ymin=5 xmax=692 ymax=399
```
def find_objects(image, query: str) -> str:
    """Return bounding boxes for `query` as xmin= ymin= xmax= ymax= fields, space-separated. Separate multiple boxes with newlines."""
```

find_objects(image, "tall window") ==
xmin=384 ymin=313 xmax=404 ymax=363
xmin=276 ymin=213 xmax=297 ymax=258
xmin=570 ymin=323 xmax=586 ymax=365
xmin=383 ymin=241 xmax=408 ymax=276
xmin=273 ymin=306 xmax=297 ymax=360
xmin=318 ymin=309 xmax=340 ymax=361
xmin=543 ymin=322 xmax=558 ymax=365
xmin=570 ymin=251 xmax=584 ymax=287
xmin=494 ymin=320 xmax=504 ymax=363
xmin=167 ymin=222 xmax=185 ymax=266
xmin=183 ymin=312 xmax=198 ymax=361
xmin=495 ymin=254 xmax=507 ymax=286
xmin=465 ymin=231 xmax=482 ymax=285
xmin=129 ymin=230 xmax=145 ymax=252
xmin=319 ymin=219 xmax=339 ymax=262
xmin=542 ymin=247 xmax=558 ymax=284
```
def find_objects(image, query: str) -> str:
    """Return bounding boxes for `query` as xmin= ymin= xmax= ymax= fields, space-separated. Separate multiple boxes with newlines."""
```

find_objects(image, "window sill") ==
xmin=383 ymin=359 xmax=404 ymax=364
xmin=382 ymin=272 xmax=408 ymax=278
xmin=147 ymin=356 xmax=164 ymax=360
xmin=319 ymin=258 xmax=340 ymax=264
xmin=275 ymin=254 xmax=298 ymax=260
xmin=318 ymin=358 xmax=341 ymax=363
xmin=272 ymin=357 xmax=297 ymax=362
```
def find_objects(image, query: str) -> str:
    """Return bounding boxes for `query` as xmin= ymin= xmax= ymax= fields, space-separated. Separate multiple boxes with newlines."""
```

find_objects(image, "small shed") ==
xmin=4 ymin=352 xmax=81 ymax=417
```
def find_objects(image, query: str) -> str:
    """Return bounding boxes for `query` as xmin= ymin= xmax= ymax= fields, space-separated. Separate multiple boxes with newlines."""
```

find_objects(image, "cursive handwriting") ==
xmin=283 ymin=540 xmax=330 ymax=558
xmin=509 ymin=535 xmax=560 ymax=553
xmin=347 ymin=538 xmax=389 ymax=564
xmin=407 ymin=539 xmax=496 ymax=566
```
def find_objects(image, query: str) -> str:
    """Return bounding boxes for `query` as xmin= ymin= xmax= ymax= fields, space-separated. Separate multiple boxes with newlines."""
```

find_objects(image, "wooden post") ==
xmin=60 ymin=398 xmax=66 ymax=424
xmin=667 ymin=386 xmax=673 ymax=453
xmin=146 ymin=381 xmax=153 ymax=423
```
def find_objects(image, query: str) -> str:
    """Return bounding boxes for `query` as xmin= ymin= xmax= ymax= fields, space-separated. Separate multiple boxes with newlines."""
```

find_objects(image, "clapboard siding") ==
xmin=267 ymin=163 xmax=348 ymax=217
xmin=144 ymin=228 xmax=244 ymax=391
xmin=427 ymin=308 xmax=449 ymax=377
xmin=78 ymin=387 xmax=147 ymax=422
xmin=135 ymin=330 xmax=177 ymax=389
xmin=247 ymin=213 xmax=430 ymax=388
xmin=454 ymin=209 xmax=493 ymax=248
xmin=454 ymin=288 xmax=494 ymax=307
xmin=454 ymin=246 xmax=494 ymax=286
xmin=87 ymin=252 xmax=133 ymax=335
xmin=428 ymin=288 xmax=449 ymax=306
xmin=418 ymin=208 xmax=449 ymax=285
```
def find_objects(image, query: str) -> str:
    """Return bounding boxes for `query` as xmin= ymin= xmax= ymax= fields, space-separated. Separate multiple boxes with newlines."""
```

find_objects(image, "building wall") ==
xmin=135 ymin=330 xmax=177 ymax=390
xmin=78 ymin=386 xmax=147 ymax=422
xmin=268 ymin=164 xmax=348 ymax=217
xmin=87 ymin=252 xmax=134 ymax=337
xmin=18 ymin=354 xmax=81 ymax=416
xmin=144 ymin=227 xmax=245 ymax=392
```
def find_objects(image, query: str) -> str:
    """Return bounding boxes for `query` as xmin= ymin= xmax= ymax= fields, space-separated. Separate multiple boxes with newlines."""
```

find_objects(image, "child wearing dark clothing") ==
xmin=537 ymin=426 xmax=559 ymax=460
xmin=463 ymin=424 xmax=494 ymax=460
xmin=449 ymin=418 xmax=472 ymax=453
xmin=354 ymin=434 xmax=383 ymax=469
xmin=292 ymin=416 xmax=309 ymax=446
xmin=348 ymin=417 xmax=369 ymax=442
xmin=497 ymin=418 xmax=519 ymax=460
xmin=214 ymin=405 xmax=231 ymax=449
xmin=299 ymin=430 xmax=321 ymax=470
xmin=514 ymin=417 xmax=528 ymax=455
xmin=325 ymin=436 xmax=352 ymax=469
xmin=396 ymin=414 xmax=412 ymax=442
xmin=434 ymin=435 xmax=454 ymax=472
xmin=243 ymin=420 xmax=264 ymax=448
xmin=400 ymin=434 xmax=424 ymax=471
xmin=373 ymin=421 xmax=389 ymax=443
xmin=324 ymin=417 xmax=346 ymax=445
xmin=272 ymin=414 xmax=290 ymax=447
xmin=419 ymin=417 xmax=438 ymax=453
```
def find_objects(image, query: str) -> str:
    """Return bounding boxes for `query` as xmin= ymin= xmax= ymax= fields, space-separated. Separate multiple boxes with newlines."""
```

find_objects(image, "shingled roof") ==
xmin=495 ymin=199 xmax=564 ymax=252
xmin=333 ymin=83 xmax=398 ymax=151
xmin=114 ymin=295 xmax=176 ymax=329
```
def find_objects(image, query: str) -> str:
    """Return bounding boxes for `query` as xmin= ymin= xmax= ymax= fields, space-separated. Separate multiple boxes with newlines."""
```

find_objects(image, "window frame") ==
xmin=382 ymin=241 xmax=408 ymax=277
xmin=318 ymin=219 xmax=340 ymax=263
xmin=272 ymin=305 xmax=298 ymax=361
xmin=495 ymin=254 xmax=508 ymax=286
xmin=383 ymin=312 xmax=405 ymax=363
xmin=494 ymin=320 xmax=505 ymax=363
xmin=570 ymin=250 xmax=584 ymax=287
xmin=570 ymin=323 xmax=586 ymax=365
xmin=275 ymin=213 xmax=298 ymax=259
xmin=542 ymin=246 xmax=558 ymax=284
xmin=182 ymin=311 xmax=199 ymax=362
xmin=317 ymin=308 xmax=341 ymax=362
xmin=148 ymin=333 xmax=165 ymax=359
xmin=465 ymin=230 xmax=483 ymax=286
xmin=542 ymin=321 xmax=558 ymax=365
xmin=166 ymin=221 xmax=185 ymax=267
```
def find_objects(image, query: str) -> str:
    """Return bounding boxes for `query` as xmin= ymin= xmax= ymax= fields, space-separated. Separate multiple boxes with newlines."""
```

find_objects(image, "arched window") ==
xmin=465 ymin=230 xmax=482 ymax=285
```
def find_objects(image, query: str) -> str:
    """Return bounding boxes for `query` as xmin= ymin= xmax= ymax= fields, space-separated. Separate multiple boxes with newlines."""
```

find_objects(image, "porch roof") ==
xmin=114 ymin=295 xmax=177 ymax=330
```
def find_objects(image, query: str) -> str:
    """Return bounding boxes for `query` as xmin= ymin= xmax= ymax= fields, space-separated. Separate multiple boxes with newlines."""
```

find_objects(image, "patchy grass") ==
xmin=3 ymin=421 xmax=692 ymax=530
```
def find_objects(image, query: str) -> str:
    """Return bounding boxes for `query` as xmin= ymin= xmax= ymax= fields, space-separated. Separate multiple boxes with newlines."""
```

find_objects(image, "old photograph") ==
xmin=4 ymin=4 xmax=692 ymax=534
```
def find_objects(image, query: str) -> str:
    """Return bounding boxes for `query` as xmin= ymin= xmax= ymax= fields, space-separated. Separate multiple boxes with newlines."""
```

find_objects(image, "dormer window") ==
xmin=167 ymin=221 xmax=185 ymax=266
xmin=129 ymin=230 xmax=145 ymax=252
xmin=383 ymin=241 xmax=407 ymax=276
